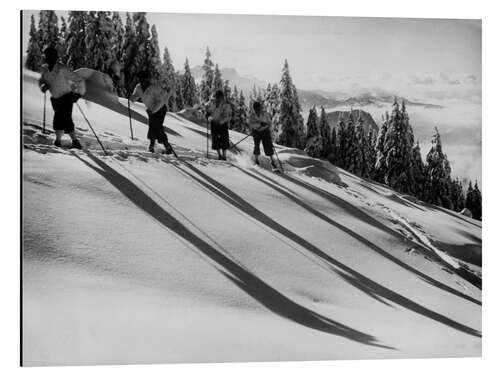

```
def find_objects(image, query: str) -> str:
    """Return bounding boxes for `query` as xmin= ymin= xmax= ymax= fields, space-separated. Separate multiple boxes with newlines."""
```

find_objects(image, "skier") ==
xmin=206 ymin=90 xmax=232 ymax=160
xmin=130 ymin=71 xmax=174 ymax=154
xmin=248 ymin=101 xmax=278 ymax=170
xmin=38 ymin=46 xmax=84 ymax=149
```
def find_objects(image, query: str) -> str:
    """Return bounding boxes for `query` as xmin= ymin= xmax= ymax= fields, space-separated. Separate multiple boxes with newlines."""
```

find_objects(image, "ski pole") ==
xmin=42 ymin=92 xmax=46 ymax=134
xmin=76 ymin=102 xmax=108 ymax=156
xmin=272 ymin=142 xmax=284 ymax=172
xmin=206 ymin=117 xmax=209 ymax=158
xmin=229 ymin=133 xmax=251 ymax=150
xmin=127 ymin=98 xmax=134 ymax=140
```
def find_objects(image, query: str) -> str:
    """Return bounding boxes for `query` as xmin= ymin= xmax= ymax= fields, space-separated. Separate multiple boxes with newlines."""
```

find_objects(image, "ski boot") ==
xmin=163 ymin=142 xmax=174 ymax=155
xmin=54 ymin=139 xmax=62 ymax=148
xmin=71 ymin=139 xmax=82 ymax=149
xmin=254 ymin=155 xmax=260 ymax=165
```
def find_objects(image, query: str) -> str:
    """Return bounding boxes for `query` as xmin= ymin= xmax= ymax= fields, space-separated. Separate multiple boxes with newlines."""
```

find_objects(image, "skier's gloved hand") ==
xmin=40 ymin=83 xmax=49 ymax=93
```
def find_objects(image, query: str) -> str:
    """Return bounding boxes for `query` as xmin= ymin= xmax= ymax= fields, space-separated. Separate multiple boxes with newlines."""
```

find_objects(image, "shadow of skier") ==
xmin=172 ymin=161 xmax=481 ymax=338
xmin=242 ymin=167 xmax=482 ymax=304
xmin=74 ymin=151 xmax=392 ymax=349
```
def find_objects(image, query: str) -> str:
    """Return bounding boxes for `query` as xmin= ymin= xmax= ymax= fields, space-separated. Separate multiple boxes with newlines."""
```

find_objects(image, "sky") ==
xmin=22 ymin=11 xmax=482 ymax=184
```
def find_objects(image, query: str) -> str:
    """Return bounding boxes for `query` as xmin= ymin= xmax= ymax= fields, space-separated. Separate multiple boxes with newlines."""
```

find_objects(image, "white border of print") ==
xmin=2 ymin=0 xmax=498 ymax=374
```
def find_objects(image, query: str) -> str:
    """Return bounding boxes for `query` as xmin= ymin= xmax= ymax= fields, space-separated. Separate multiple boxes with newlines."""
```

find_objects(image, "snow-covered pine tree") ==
xmin=276 ymin=60 xmax=305 ymax=148
xmin=174 ymin=71 xmax=184 ymax=111
xmin=329 ymin=122 xmax=338 ymax=165
xmin=38 ymin=10 xmax=59 ymax=50
xmin=109 ymin=12 xmax=124 ymax=91
xmin=468 ymin=181 xmax=482 ymax=220
xmin=121 ymin=12 xmax=139 ymax=96
xmin=133 ymin=12 xmax=153 ymax=77
xmin=159 ymin=47 xmax=177 ymax=110
xmin=449 ymin=177 xmax=465 ymax=212
xmin=412 ymin=141 xmax=426 ymax=200
xmin=305 ymin=107 xmax=322 ymax=158
xmin=318 ymin=106 xmax=331 ymax=158
xmin=425 ymin=127 xmax=452 ymax=208
xmin=373 ymin=112 xmax=389 ymax=182
xmin=148 ymin=24 xmax=162 ymax=83
xmin=336 ymin=115 xmax=348 ymax=169
xmin=382 ymin=100 xmax=416 ymax=194
xmin=181 ymin=58 xmax=198 ymax=107
xmin=65 ymin=11 xmax=87 ymax=71
xmin=84 ymin=12 xmax=117 ymax=78
xmin=355 ymin=114 xmax=370 ymax=178
xmin=58 ymin=16 xmax=68 ymax=61
xmin=25 ymin=14 xmax=42 ymax=71
xmin=344 ymin=111 xmax=361 ymax=174
xmin=212 ymin=64 xmax=224 ymax=95
xmin=199 ymin=47 xmax=214 ymax=103
xmin=234 ymin=89 xmax=248 ymax=133
xmin=365 ymin=127 xmax=377 ymax=179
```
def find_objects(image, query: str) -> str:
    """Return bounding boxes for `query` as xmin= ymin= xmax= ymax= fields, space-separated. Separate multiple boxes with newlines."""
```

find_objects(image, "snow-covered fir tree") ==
xmin=121 ymin=12 xmax=139 ymax=95
xmin=344 ymin=111 xmax=361 ymax=175
xmin=38 ymin=10 xmax=59 ymax=50
xmin=232 ymin=89 xmax=248 ymax=133
xmin=329 ymin=122 xmax=338 ymax=165
xmin=305 ymin=107 xmax=322 ymax=158
xmin=25 ymin=14 xmax=42 ymax=71
xmin=318 ymin=106 xmax=331 ymax=158
xmin=212 ymin=64 xmax=224 ymax=95
xmin=425 ymin=127 xmax=452 ymax=208
xmin=336 ymin=115 xmax=348 ymax=169
xmin=365 ymin=127 xmax=377 ymax=179
xmin=148 ymin=24 xmax=162 ymax=83
xmin=276 ymin=60 xmax=305 ymax=148
xmin=380 ymin=100 xmax=416 ymax=194
xmin=199 ymin=47 xmax=214 ymax=103
xmin=159 ymin=47 xmax=177 ymax=110
xmin=84 ymin=12 xmax=118 ymax=80
xmin=449 ymin=178 xmax=465 ymax=212
xmin=174 ymin=71 xmax=184 ymax=111
xmin=411 ymin=141 xmax=426 ymax=200
xmin=58 ymin=16 xmax=68 ymax=60
xmin=465 ymin=181 xmax=481 ymax=220
xmin=374 ymin=112 xmax=389 ymax=182
xmin=355 ymin=114 xmax=372 ymax=178
xmin=65 ymin=11 xmax=87 ymax=71
xmin=181 ymin=58 xmax=198 ymax=107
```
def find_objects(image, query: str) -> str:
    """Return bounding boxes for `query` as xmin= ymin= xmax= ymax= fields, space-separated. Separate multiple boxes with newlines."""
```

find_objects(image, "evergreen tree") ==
xmin=276 ymin=60 xmax=305 ymax=148
xmin=59 ymin=16 xmax=68 ymax=60
xmin=25 ymin=14 xmax=42 ymax=71
xmin=148 ymin=24 xmax=162 ymax=82
xmin=336 ymin=115 xmax=348 ymax=169
xmin=181 ymin=58 xmax=198 ymax=107
xmin=329 ymin=123 xmax=338 ymax=165
xmin=450 ymin=177 xmax=465 ymax=212
xmin=344 ymin=111 xmax=361 ymax=174
xmin=374 ymin=112 xmax=389 ymax=182
xmin=159 ymin=47 xmax=177 ymax=110
xmin=305 ymin=107 xmax=322 ymax=158
xmin=365 ymin=127 xmax=377 ymax=179
xmin=174 ymin=71 xmax=184 ymax=111
xmin=381 ymin=100 xmax=416 ymax=194
xmin=318 ymin=106 xmax=331 ymax=158
xmin=425 ymin=127 xmax=452 ymax=208
xmin=212 ymin=64 xmax=224 ymax=94
xmin=38 ymin=10 xmax=59 ymax=49
xmin=200 ymin=47 xmax=214 ymax=103
xmin=466 ymin=181 xmax=482 ymax=220
xmin=412 ymin=142 xmax=426 ymax=200
xmin=232 ymin=89 xmax=248 ymax=133
xmin=355 ymin=114 xmax=371 ymax=178
xmin=65 ymin=11 xmax=87 ymax=70
xmin=121 ymin=12 xmax=139 ymax=96
xmin=84 ymin=11 xmax=118 ymax=80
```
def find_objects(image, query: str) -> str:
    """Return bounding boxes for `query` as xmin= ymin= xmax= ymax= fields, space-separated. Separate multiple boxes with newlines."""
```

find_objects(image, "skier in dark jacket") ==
xmin=39 ymin=46 xmax=84 ymax=149
xmin=248 ymin=101 xmax=278 ymax=169
xmin=130 ymin=71 xmax=174 ymax=154
xmin=206 ymin=90 xmax=232 ymax=160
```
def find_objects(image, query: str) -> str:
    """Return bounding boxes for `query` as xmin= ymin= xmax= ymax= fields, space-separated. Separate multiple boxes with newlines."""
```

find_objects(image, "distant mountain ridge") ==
xmin=191 ymin=65 xmax=442 ymax=111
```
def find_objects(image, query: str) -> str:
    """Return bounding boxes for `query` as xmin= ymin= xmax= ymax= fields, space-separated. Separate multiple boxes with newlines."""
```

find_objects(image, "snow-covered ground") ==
xmin=22 ymin=70 xmax=481 ymax=366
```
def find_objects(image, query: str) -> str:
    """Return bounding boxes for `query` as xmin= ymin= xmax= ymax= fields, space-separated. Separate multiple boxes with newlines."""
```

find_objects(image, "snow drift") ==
xmin=22 ymin=69 xmax=481 ymax=366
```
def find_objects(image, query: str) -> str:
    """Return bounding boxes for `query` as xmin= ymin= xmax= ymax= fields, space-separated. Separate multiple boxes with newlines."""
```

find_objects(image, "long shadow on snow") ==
xmin=276 ymin=173 xmax=483 ymax=290
xmin=74 ymin=152 xmax=388 ymax=349
xmin=173 ymin=161 xmax=481 ymax=338
xmin=245 ymin=168 xmax=481 ymax=305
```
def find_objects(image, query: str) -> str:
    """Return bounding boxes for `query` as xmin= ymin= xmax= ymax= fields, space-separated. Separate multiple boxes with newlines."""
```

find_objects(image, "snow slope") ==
xmin=22 ymin=69 xmax=481 ymax=366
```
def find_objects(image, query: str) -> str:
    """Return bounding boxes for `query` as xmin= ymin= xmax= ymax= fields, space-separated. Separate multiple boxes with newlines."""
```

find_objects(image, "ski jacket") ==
xmin=39 ymin=63 xmax=85 ymax=99
xmin=248 ymin=108 xmax=272 ymax=131
xmin=206 ymin=101 xmax=232 ymax=125
xmin=130 ymin=83 xmax=172 ymax=114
